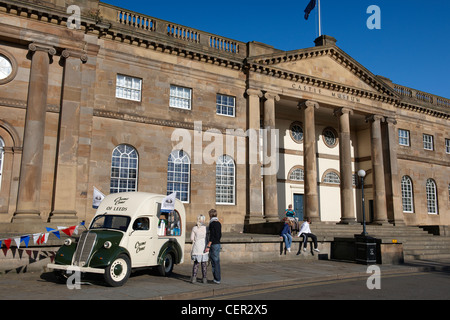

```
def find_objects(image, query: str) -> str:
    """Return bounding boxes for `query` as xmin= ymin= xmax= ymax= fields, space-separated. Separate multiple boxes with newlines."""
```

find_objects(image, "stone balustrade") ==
xmin=103 ymin=3 xmax=245 ymax=58
xmin=394 ymin=83 xmax=450 ymax=109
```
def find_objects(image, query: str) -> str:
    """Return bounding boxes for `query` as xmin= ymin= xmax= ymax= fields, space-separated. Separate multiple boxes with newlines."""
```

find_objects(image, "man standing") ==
xmin=206 ymin=209 xmax=222 ymax=284
xmin=297 ymin=217 xmax=320 ymax=253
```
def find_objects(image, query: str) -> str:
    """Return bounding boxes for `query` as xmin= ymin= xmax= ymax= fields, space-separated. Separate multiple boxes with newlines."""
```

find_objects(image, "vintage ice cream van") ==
xmin=48 ymin=192 xmax=185 ymax=287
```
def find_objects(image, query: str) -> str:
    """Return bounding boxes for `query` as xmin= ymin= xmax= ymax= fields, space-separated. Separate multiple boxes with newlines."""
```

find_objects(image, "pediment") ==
xmin=247 ymin=46 xmax=398 ymax=99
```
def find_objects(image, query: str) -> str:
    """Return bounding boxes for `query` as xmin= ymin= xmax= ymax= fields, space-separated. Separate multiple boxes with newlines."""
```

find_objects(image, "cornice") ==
xmin=0 ymin=0 xmax=245 ymax=71
xmin=245 ymin=60 xmax=399 ymax=105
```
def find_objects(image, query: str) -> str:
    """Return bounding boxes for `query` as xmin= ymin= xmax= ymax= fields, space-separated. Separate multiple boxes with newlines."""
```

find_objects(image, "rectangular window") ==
xmin=116 ymin=74 xmax=142 ymax=102
xmin=423 ymin=134 xmax=434 ymax=151
xmin=398 ymin=129 xmax=410 ymax=146
xmin=216 ymin=94 xmax=236 ymax=117
xmin=170 ymin=85 xmax=192 ymax=110
xmin=446 ymin=139 xmax=450 ymax=154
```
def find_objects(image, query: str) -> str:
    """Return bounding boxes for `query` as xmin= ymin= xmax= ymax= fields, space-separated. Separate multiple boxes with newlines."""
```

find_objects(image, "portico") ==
xmin=245 ymin=36 xmax=404 ymax=225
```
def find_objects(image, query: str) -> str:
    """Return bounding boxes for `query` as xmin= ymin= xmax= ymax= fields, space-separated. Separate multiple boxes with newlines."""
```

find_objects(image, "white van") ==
xmin=48 ymin=192 xmax=186 ymax=287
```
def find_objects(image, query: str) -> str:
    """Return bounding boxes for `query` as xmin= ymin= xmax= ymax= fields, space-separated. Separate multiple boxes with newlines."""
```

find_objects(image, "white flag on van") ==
xmin=93 ymin=187 xmax=105 ymax=209
xmin=161 ymin=192 xmax=176 ymax=212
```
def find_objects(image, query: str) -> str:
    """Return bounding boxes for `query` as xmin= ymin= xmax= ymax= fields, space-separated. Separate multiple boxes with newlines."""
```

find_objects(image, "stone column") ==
xmin=263 ymin=92 xmax=280 ymax=222
xmin=383 ymin=117 xmax=405 ymax=226
xmin=13 ymin=43 xmax=56 ymax=222
xmin=49 ymin=50 xmax=88 ymax=224
xmin=298 ymin=100 xmax=320 ymax=222
xmin=245 ymin=89 xmax=265 ymax=224
xmin=366 ymin=115 xmax=388 ymax=225
xmin=335 ymin=107 xmax=356 ymax=224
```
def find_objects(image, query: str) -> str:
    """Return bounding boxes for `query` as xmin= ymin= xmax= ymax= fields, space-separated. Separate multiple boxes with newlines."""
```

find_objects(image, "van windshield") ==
xmin=90 ymin=214 xmax=131 ymax=232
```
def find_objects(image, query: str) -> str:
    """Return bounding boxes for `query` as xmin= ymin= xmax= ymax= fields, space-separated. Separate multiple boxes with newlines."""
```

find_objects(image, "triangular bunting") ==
xmin=33 ymin=233 xmax=41 ymax=245
xmin=10 ymin=247 xmax=16 ymax=258
xmin=46 ymin=228 xmax=61 ymax=239
xmin=2 ymin=247 xmax=7 ymax=257
xmin=17 ymin=249 xmax=24 ymax=259
xmin=21 ymin=235 xmax=30 ymax=248
xmin=42 ymin=233 xmax=49 ymax=244
xmin=14 ymin=237 xmax=21 ymax=249
xmin=62 ymin=226 xmax=76 ymax=236
xmin=4 ymin=239 xmax=11 ymax=250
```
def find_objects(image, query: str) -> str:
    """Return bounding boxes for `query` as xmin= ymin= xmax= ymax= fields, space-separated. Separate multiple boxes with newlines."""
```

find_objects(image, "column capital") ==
xmin=334 ymin=107 xmax=354 ymax=117
xmin=365 ymin=114 xmax=385 ymax=123
xmin=62 ymin=49 xmax=88 ymax=63
xmin=246 ymin=88 xmax=263 ymax=98
xmin=264 ymin=92 xmax=280 ymax=102
xmin=298 ymin=100 xmax=319 ymax=110
xmin=28 ymin=42 xmax=56 ymax=56
xmin=385 ymin=117 xmax=397 ymax=125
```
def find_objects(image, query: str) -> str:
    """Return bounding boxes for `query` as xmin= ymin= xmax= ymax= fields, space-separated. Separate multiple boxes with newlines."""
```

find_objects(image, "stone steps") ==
xmin=309 ymin=223 xmax=450 ymax=261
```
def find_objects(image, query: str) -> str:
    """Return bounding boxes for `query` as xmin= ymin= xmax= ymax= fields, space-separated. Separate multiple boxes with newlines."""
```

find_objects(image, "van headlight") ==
xmin=64 ymin=238 xmax=72 ymax=246
xmin=104 ymin=241 xmax=112 ymax=249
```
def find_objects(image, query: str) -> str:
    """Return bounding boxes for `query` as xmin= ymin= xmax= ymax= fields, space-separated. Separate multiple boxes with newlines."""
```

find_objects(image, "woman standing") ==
xmin=190 ymin=215 xmax=209 ymax=284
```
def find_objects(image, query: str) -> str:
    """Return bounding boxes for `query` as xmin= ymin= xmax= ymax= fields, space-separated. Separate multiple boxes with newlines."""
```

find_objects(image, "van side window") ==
xmin=132 ymin=217 xmax=149 ymax=231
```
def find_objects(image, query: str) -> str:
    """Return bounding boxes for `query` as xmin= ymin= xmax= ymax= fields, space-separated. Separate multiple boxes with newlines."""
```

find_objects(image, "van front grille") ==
xmin=72 ymin=231 xmax=97 ymax=267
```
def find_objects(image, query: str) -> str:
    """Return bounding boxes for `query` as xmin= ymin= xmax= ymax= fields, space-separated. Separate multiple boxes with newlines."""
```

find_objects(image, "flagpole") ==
xmin=318 ymin=0 xmax=322 ymax=37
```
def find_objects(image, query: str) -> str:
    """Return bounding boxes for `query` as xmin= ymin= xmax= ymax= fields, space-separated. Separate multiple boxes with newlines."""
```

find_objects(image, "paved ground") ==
xmin=0 ymin=258 xmax=449 ymax=300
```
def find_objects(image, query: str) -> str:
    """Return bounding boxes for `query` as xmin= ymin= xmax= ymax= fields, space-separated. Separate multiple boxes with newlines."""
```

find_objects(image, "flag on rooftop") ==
xmin=304 ymin=0 xmax=317 ymax=20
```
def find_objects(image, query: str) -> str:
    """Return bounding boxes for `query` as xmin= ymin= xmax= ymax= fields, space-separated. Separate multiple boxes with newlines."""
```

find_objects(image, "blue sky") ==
xmin=104 ymin=0 xmax=450 ymax=98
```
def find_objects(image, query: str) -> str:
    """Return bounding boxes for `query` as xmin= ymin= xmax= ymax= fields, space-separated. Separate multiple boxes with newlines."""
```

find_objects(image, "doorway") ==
xmin=293 ymin=194 xmax=304 ymax=221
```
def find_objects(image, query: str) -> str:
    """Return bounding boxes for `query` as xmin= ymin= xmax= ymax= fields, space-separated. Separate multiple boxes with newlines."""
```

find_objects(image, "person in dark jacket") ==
xmin=206 ymin=209 xmax=222 ymax=284
xmin=280 ymin=217 xmax=293 ymax=253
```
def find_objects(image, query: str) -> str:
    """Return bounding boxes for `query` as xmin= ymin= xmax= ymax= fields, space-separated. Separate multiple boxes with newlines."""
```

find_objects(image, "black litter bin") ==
xmin=354 ymin=234 xmax=377 ymax=265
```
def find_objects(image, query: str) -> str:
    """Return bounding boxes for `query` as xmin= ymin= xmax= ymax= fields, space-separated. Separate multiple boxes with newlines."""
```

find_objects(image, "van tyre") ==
xmin=157 ymin=252 xmax=174 ymax=277
xmin=104 ymin=254 xmax=131 ymax=287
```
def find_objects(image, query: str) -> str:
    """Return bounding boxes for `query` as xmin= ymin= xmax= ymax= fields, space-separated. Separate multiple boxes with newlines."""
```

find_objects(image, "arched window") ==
xmin=110 ymin=144 xmax=138 ymax=194
xmin=216 ymin=155 xmax=235 ymax=205
xmin=426 ymin=179 xmax=438 ymax=214
xmin=401 ymin=176 xmax=414 ymax=213
xmin=289 ymin=168 xmax=304 ymax=181
xmin=323 ymin=171 xmax=340 ymax=184
xmin=0 ymin=137 xmax=4 ymax=191
xmin=167 ymin=150 xmax=190 ymax=202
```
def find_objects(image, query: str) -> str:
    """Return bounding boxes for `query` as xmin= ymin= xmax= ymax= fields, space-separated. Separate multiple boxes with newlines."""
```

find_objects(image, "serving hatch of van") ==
xmin=47 ymin=192 xmax=186 ymax=287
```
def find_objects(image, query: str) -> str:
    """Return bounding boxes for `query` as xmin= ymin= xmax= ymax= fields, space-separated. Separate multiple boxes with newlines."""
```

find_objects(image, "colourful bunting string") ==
xmin=0 ymin=222 xmax=85 ymax=254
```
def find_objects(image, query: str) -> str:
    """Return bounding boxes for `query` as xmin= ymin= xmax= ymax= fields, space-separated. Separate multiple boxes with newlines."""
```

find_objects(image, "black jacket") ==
xmin=209 ymin=220 xmax=222 ymax=245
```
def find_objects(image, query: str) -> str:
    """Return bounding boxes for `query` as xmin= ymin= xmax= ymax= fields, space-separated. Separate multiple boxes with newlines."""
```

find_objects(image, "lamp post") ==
xmin=358 ymin=169 xmax=367 ymax=236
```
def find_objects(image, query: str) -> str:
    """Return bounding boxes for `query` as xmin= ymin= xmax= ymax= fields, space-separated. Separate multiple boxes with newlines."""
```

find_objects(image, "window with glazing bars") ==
xmin=116 ymin=74 xmax=142 ymax=101
xmin=401 ymin=176 xmax=414 ymax=213
xmin=110 ymin=144 xmax=138 ymax=193
xmin=426 ymin=179 xmax=438 ymax=214
xmin=167 ymin=150 xmax=190 ymax=202
xmin=398 ymin=129 xmax=410 ymax=146
xmin=216 ymin=155 xmax=235 ymax=204
xmin=170 ymin=85 xmax=192 ymax=110
xmin=216 ymin=94 xmax=235 ymax=117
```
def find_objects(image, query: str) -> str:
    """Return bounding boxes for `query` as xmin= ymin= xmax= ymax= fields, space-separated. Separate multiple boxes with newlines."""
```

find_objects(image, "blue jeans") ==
xmin=209 ymin=244 xmax=221 ymax=282
xmin=282 ymin=234 xmax=292 ymax=249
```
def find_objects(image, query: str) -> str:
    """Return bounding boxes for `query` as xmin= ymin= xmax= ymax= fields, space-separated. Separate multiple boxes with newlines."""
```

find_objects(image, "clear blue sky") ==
xmin=104 ymin=0 xmax=450 ymax=98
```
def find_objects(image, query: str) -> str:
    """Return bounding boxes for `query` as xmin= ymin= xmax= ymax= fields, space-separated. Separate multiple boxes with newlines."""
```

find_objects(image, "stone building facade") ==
xmin=0 ymin=0 xmax=448 ymax=233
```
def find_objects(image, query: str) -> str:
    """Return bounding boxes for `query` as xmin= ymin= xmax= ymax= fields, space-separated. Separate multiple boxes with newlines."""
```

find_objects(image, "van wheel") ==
xmin=104 ymin=254 xmax=131 ymax=287
xmin=157 ymin=252 xmax=174 ymax=277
